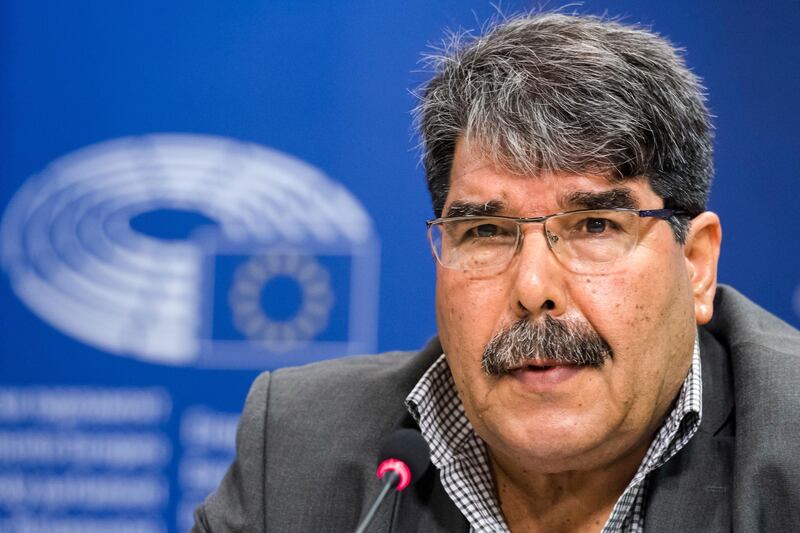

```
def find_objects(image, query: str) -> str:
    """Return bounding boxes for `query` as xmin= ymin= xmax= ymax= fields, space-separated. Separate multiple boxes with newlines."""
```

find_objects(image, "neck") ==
xmin=489 ymin=436 xmax=651 ymax=533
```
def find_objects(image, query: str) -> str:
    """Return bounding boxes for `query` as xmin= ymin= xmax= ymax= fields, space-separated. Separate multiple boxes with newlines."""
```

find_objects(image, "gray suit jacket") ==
xmin=193 ymin=286 xmax=800 ymax=532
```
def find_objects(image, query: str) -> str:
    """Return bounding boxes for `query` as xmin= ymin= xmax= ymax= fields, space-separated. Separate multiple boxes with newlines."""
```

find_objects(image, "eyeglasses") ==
xmin=426 ymin=208 xmax=688 ymax=274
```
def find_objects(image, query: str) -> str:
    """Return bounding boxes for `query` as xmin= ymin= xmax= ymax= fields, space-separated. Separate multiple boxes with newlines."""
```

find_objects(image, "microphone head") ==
xmin=377 ymin=429 xmax=431 ymax=490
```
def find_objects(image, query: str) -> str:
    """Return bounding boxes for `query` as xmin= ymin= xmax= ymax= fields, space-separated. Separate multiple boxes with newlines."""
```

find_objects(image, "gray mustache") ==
xmin=481 ymin=315 xmax=613 ymax=376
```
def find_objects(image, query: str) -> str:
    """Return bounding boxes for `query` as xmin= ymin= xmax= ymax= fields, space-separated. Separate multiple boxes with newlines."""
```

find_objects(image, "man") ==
xmin=194 ymin=13 xmax=800 ymax=532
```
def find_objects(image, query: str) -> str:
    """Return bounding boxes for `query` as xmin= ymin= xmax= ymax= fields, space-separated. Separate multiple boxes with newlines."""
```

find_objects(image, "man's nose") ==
xmin=509 ymin=227 xmax=568 ymax=319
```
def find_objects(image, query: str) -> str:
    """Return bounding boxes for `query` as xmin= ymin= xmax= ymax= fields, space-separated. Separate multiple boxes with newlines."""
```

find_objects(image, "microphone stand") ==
xmin=353 ymin=470 xmax=399 ymax=533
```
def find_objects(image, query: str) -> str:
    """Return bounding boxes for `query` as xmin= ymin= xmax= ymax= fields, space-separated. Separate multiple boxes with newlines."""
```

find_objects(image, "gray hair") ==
xmin=415 ymin=13 xmax=714 ymax=242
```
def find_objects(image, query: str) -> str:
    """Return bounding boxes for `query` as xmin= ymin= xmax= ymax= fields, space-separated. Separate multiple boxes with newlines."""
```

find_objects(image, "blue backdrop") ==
xmin=1 ymin=2 xmax=798 ymax=532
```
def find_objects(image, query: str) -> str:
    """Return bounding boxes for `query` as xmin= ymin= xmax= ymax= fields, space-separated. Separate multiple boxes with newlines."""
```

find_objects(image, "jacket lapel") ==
xmin=644 ymin=328 xmax=734 ymax=532
xmin=389 ymin=467 xmax=470 ymax=532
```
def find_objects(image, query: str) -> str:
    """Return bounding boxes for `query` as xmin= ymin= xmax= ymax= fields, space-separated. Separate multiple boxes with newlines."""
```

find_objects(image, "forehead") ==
xmin=447 ymin=140 xmax=659 ymax=214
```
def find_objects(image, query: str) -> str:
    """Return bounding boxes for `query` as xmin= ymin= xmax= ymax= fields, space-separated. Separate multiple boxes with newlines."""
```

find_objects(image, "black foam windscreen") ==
xmin=378 ymin=429 xmax=431 ymax=484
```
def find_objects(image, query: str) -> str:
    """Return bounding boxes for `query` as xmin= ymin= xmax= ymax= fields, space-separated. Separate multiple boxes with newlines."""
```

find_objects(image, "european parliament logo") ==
xmin=0 ymin=134 xmax=379 ymax=368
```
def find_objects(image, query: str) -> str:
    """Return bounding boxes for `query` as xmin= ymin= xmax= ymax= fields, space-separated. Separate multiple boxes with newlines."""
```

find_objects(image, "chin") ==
xmin=484 ymin=413 xmax=613 ymax=472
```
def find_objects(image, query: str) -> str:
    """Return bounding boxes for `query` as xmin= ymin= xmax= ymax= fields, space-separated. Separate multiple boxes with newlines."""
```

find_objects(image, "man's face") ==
xmin=436 ymin=139 xmax=716 ymax=474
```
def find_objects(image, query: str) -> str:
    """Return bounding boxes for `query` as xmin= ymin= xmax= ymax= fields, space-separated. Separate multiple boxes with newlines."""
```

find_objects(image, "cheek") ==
xmin=436 ymin=272 xmax=506 ymax=353
xmin=571 ymin=258 xmax=695 ymax=409
xmin=436 ymin=272 xmax=509 ymax=405
xmin=569 ymin=275 xmax=643 ymax=337
xmin=571 ymin=250 xmax=689 ymax=343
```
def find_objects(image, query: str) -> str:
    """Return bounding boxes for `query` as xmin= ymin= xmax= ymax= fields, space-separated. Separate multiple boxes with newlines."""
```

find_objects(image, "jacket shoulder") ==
xmin=268 ymin=340 xmax=442 ymax=423
xmin=707 ymin=285 xmax=800 ymax=406
xmin=192 ymin=340 xmax=445 ymax=533
xmin=705 ymin=285 xmax=800 ymax=530
xmin=707 ymin=284 xmax=799 ymax=354
xmin=262 ymin=340 xmax=444 ymax=531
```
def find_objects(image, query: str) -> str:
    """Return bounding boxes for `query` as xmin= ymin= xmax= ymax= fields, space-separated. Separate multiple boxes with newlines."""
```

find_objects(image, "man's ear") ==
xmin=683 ymin=212 xmax=722 ymax=325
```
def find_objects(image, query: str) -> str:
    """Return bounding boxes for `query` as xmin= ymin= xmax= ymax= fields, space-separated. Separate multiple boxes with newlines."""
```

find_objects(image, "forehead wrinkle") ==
xmin=560 ymin=188 xmax=638 ymax=210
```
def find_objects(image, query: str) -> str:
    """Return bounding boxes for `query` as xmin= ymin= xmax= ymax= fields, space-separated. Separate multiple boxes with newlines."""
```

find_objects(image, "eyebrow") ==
xmin=445 ymin=200 xmax=506 ymax=218
xmin=443 ymin=188 xmax=637 ymax=218
xmin=561 ymin=188 xmax=638 ymax=210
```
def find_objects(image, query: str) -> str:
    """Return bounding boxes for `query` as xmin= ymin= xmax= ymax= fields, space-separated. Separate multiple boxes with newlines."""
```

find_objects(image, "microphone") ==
xmin=353 ymin=429 xmax=431 ymax=533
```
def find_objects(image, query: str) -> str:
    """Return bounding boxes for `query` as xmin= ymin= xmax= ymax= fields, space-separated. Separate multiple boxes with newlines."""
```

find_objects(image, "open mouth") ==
xmin=524 ymin=364 xmax=559 ymax=372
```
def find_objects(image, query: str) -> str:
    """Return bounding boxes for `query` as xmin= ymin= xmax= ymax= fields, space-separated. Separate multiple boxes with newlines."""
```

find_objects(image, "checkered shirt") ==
xmin=405 ymin=339 xmax=702 ymax=533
